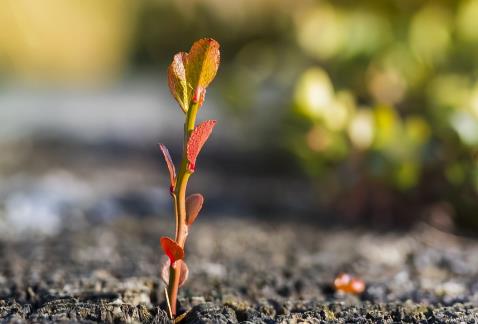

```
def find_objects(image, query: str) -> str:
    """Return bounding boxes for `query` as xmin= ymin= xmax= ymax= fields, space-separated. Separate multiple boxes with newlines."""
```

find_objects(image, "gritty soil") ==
xmin=1 ymin=217 xmax=478 ymax=323
xmin=0 ymin=143 xmax=478 ymax=323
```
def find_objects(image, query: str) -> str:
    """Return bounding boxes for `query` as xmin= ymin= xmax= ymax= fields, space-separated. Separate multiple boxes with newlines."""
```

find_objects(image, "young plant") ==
xmin=158 ymin=38 xmax=220 ymax=317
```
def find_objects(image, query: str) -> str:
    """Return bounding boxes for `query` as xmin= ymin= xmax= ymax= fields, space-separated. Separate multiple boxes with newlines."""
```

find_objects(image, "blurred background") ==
xmin=1 ymin=0 xmax=478 ymax=237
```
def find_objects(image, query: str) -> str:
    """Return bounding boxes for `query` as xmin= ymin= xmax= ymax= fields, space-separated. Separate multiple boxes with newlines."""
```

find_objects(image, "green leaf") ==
xmin=168 ymin=38 xmax=220 ymax=113
xmin=185 ymin=38 xmax=220 ymax=93
xmin=168 ymin=52 xmax=188 ymax=113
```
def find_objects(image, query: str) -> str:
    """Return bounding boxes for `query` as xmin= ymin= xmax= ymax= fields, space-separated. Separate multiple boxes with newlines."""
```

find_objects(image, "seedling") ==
xmin=158 ymin=38 xmax=220 ymax=317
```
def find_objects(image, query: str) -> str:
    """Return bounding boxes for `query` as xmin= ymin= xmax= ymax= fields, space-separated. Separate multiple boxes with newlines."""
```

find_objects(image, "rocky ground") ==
xmin=1 ymin=216 xmax=478 ymax=323
xmin=0 ymin=143 xmax=477 ymax=323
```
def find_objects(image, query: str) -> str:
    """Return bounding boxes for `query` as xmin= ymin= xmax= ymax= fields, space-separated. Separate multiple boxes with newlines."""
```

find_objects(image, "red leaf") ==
xmin=186 ymin=120 xmax=216 ymax=172
xmin=160 ymin=257 xmax=189 ymax=287
xmin=158 ymin=144 xmax=176 ymax=192
xmin=160 ymin=237 xmax=184 ymax=265
xmin=186 ymin=193 xmax=204 ymax=225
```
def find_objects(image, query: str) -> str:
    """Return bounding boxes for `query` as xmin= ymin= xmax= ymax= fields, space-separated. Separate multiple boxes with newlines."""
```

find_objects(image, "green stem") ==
xmin=167 ymin=101 xmax=200 ymax=317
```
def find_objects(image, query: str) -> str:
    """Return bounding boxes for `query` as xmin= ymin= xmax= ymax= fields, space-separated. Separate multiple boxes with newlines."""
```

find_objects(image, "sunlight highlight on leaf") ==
xmin=186 ymin=38 xmax=220 ymax=91
xmin=167 ymin=38 xmax=220 ymax=113
xmin=168 ymin=52 xmax=189 ymax=113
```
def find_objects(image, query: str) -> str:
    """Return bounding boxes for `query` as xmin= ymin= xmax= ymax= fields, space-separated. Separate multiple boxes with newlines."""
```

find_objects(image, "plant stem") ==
xmin=167 ymin=101 xmax=200 ymax=317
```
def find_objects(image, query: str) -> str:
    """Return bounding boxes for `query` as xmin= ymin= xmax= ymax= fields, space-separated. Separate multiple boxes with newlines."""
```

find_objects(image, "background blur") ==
xmin=1 ymin=0 xmax=478 ymax=236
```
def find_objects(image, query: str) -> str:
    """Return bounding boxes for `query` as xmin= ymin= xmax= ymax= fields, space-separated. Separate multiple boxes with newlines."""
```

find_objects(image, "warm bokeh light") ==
xmin=2 ymin=2 xmax=478 ymax=321
xmin=409 ymin=5 xmax=451 ymax=65
xmin=457 ymin=0 xmax=478 ymax=43
xmin=348 ymin=109 xmax=374 ymax=150
xmin=295 ymin=4 xmax=345 ymax=61
xmin=294 ymin=68 xmax=335 ymax=120
xmin=0 ymin=0 xmax=137 ymax=82
xmin=2 ymin=0 xmax=478 ymax=226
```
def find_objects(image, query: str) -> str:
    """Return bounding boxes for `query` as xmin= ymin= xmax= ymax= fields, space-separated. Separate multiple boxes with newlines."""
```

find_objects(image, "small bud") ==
xmin=192 ymin=86 xmax=205 ymax=104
